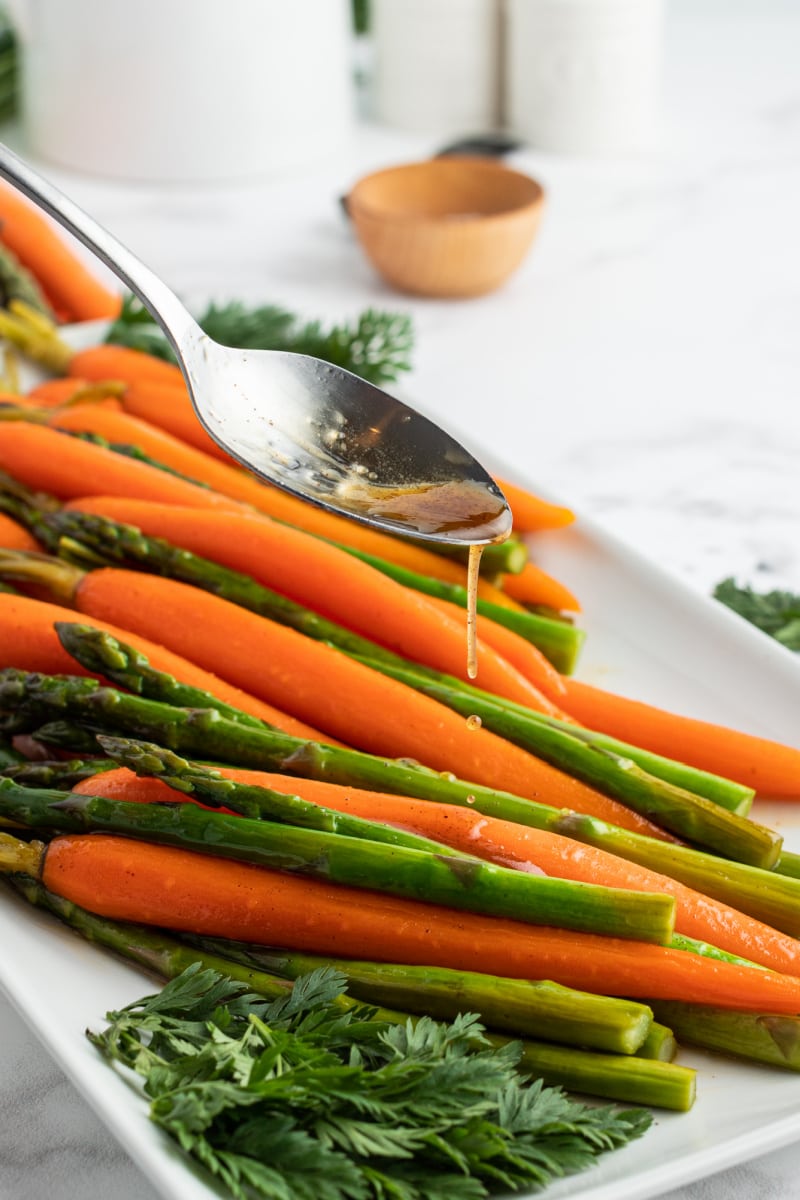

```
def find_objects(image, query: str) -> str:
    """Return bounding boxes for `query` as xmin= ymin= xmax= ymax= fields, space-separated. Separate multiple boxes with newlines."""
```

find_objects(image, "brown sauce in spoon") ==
xmin=334 ymin=475 xmax=510 ymax=681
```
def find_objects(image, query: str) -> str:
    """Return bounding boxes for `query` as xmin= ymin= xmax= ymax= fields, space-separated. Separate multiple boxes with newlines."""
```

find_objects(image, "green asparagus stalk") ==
xmin=0 ymin=737 xmax=24 ymax=770
xmin=0 ymin=757 xmax=116 ymax=789
xmin=650 ymin=1001 xmax=800 ymax=1071
xmin=2 ymin=669 xmax=798 ymax=936
xmin=0 ymin=473 xmax=60 ymax=552
xmin=6 ymin=872 xmax=693 ymax=1108
xmin=356 ymin=656 xmax=773 ymax=866
xmin=337 ymin=543 xmax=584 ymax=672
xmin=634 ymin=1023 xmax=677 ymax=1062
xmin=510 ymin=1038 xmax=695 ymax=1111
xmin=774 ymin=850 xmax=800 ymax=880
xmin=54 ymin=622 xmax=274 ymax=732
xmin=181 ymin=935 xmax=654 ymax=1054
xmin=0 ymin=776 xmax=676 ymax=942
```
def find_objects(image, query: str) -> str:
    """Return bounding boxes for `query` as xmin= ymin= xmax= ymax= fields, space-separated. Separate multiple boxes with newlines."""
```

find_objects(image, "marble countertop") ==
xmin=2 ymin=1 xmax=799 ymax=1197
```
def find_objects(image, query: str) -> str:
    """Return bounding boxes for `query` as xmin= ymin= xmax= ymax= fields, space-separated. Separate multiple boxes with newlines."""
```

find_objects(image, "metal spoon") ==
xmin=0 ymin=144 xmax=511 ymax=547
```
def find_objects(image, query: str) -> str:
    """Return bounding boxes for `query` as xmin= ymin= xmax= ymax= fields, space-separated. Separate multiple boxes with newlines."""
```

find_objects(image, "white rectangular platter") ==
xmin=3 ymin=500 xmax=800 ymax=1200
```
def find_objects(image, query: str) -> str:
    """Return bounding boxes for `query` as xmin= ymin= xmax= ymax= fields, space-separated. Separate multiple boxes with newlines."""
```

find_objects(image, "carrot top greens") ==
xmin=89 ymin=963 xmax=651 ymax=1200
xmin=105 ymin=295 xmax=414 ymax=388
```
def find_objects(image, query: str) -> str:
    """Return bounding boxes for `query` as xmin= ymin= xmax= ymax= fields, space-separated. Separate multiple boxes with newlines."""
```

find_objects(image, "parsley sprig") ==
xmin=714 ymin=578 xmax=800 ymax=651
xmin=105 ymin=295 xmax=414 ymax=388
xmin=89 ymin=965 xmax=650 ymax=1200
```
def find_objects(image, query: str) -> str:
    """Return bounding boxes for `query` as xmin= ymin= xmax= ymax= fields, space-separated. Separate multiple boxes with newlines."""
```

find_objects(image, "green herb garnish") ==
xmin=105 ymin=295 xmax=414 ymax=387
xmin=89 ymin=964 xmax=650 ymax=1200
xmin=713 ymin=578 xmax=800 ymax=650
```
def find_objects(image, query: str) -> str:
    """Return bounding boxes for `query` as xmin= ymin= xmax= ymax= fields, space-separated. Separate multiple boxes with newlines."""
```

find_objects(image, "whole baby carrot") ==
xmin=0 ymin=424 xmax=240 ymax=510
xmin=0 ymin=184 xmax=121 ymax=321
xmin=561 ymin=677 xmax=800 ymax=800
xmin=17 ymin=832 xmax=800 ymax=1012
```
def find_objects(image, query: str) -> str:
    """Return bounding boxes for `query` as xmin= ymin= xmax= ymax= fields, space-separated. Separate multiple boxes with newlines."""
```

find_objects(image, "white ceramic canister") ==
xmin=10 ymin=0 xmax=354 ymax=182
xmin=505 ymin=0 xmax=665 ymax=154
xmin=371 ymin=0 xmax=502 ymax=137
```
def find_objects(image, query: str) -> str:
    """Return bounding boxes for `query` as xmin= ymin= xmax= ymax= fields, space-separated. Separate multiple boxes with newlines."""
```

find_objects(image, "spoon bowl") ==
xmin=0 ymin=145 xmax=511 ymax=547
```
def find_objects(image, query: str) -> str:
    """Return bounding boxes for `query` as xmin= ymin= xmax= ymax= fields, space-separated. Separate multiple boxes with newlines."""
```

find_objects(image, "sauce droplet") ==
xmin=466 ymin=714 xmax=482 ymax=731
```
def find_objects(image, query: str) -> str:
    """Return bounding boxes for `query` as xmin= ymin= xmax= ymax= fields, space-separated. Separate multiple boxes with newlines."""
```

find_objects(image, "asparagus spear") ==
xmin=0 ymin=776 xmax=676 ymax=942
xmin=2 ymin=669 xmax=799 ymax=935
xmin=181 ymin=935 xmax=654 ymax=1054
xmin=5 ymin=870 xmax=692 ymax=1108
xmin=635 ymin=1023 xmax=677 ymax=1062
xmin=55 ymin=622 xmax=274 ymax=732
xmin=0 ymin=737 xmax=24 ymax=770
xmin=356 ymin=656 xmax=773 ymax=867
xmin=650 ymin=1001 xmax=800 ymax=1071
xmin=0 ymin=757 xmax=115 ymax=788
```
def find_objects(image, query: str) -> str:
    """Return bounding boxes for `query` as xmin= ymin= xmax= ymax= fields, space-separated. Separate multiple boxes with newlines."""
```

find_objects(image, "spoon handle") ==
xmin=0 ymin=142 xmax=201 ymax=353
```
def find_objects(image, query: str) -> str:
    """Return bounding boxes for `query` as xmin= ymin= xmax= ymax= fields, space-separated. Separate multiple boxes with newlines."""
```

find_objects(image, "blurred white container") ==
xmin=372 ymin=0 xmax=501 ymax=136
xmin=10 ymin=0 xmax=353 ymax=181
xmin=505 ymin=0 xmax=665 ymax=154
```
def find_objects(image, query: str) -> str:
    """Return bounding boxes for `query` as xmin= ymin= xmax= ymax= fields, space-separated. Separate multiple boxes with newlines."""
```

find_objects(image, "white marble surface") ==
xmin=1 ymin=1 xmax=799 ymax=1197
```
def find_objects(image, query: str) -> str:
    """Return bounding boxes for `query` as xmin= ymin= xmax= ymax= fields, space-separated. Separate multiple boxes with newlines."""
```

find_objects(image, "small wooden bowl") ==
xmin=347 ymin=157 xmax=545 ymax=299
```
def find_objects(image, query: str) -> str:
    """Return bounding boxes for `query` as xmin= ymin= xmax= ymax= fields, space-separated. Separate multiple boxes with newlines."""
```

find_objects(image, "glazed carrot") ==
xmin=0 ymin=592 xmax=328 ymax=742
xmin=0 ymin=424 xmax=242 ymax=511
xmin=41 ymin=833 xmax=800 ymax=1011
xmin=60 ymin=498 xmax=552 ymax=709
xmin=503 ymin=560 xmax=582 ymax=613
xmin=0 ymin=184 xmax=121 ymax=321
xmin=0 ymin=513 xmax=41 ymax=552
xmin=119 ymin=379 xmax=234 ymax=463
xmin=561 ymin=678 xmax=800 ymax=801
xmin=57 ymin=565 xmax=663 ymax=833
xmin=496 ymin=477 xmax=576 ymax=532
xmin=49 ymin=407 xmax=273 ymax=504
xmin=68 ymin=344 xmax=184 ymax=389
xmin=29 ymin=378 xmax=102 ymax=407
xmin=81 ymin=765 xmax=800 ymax=977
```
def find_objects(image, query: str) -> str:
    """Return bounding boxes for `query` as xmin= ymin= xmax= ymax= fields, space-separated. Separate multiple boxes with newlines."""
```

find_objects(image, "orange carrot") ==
xmin=68 ymin=344 xmax=184 ymax=389
xmin=49 ymin=407 xmax=272 ymax=504
xmin=496 ymin=477 xmax=576 ymax=532
xmin=0 ymin=513 xmax=41 ymax=553
xmin=0 ymin=592 xmax=330 ymax=742
xmin=62 ymin=564 xmax=670 ymax=837
xmin=503 ymin=560 xmax=581 ymax=613
xmin=43 ymin=833 xmax=800 ymax=1011
xmin=81 ymin=765 xmax=800 ymax=977
xmin=120 ymin=379 xmax=235 ymax=463
xmin=29 ymin=379 xmax=100 ymax=407
xmin=0 ymin=424 xmax=242 ymax=511
xmin=561 ymin=677 xmax=800 ymax=800
xmin=0 ymin=183 xmax=121 ymax=321
xmin=61 ymin=498 xmax=552 ymax=710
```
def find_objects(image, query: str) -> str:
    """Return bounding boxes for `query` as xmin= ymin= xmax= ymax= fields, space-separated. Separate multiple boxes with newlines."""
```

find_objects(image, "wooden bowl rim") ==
xmin=347 ymin=157 xmax=545 ymax=227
